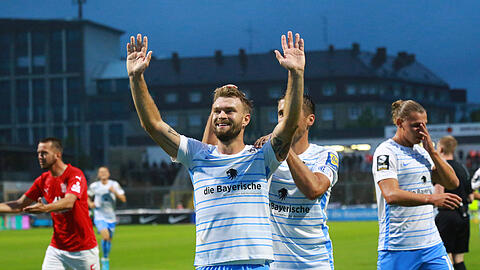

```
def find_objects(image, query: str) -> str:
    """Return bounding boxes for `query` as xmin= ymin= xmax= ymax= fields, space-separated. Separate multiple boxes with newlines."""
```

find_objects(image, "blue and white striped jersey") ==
xmin=372 ymin=139 xmax=442 ymax=251
xmin=269 ymin=144 xmax=338 ymax=269
xmin=88 ymin=180 xmax=124 ymax=223
xmin=176 ymin=135 xmax=281 ymax=267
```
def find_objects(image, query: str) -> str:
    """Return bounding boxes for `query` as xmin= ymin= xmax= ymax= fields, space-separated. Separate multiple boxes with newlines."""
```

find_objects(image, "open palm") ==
xmin=275 ymin=31 xmax=305 ymax=72
xmin=126 ymin=34 xmax=153 ymax=77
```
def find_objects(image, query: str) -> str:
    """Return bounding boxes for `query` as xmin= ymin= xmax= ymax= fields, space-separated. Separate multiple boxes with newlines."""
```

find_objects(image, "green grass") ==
xmin=1 ymin=221 xmax=479 ymax=269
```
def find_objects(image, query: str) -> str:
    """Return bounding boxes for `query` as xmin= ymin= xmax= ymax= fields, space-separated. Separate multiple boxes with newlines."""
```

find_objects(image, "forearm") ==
xmin=431 ymin=152 xmax=459 ymax=189
xmin=129 ymin=74 xmax=163 ymax=131
xmin=202 ymin=112 xmax=217 ymax=145
xmin=286 ymin=151 xmax=328 ymax=200
xmin=282 ymin=71 xmax=304 ymax=136
xmin=116 ymin=193 xmax=127 ymax=203
xmin=383 ymin=189 xmax=433 ymax=206
xmin=44 ymin=198 xmax=75 ymax=213
xmin=0 ymin=201 xmax=23 ymax=213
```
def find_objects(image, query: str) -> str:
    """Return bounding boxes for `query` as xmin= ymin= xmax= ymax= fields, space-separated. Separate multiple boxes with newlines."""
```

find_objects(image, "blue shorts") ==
xmin=196 ymin=264 xmax=269 ymax=270
xmin=377 ymin=243 xmax=453 ymax=270
xmin=94 ymin=219 xmax=116 ymax=237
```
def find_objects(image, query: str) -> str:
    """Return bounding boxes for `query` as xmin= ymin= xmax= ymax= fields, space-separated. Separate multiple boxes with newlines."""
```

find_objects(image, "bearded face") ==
xmin=212 ymin=97 xmax=249 ymax=143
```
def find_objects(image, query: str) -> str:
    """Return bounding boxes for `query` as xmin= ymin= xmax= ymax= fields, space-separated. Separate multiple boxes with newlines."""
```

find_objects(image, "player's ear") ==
xmin=395 ymin=117 xmax=403 ymax=128
xmin=242 ymin=113 xmax=251 ymax=128
xmin=307 ymin=114 xmax=315 ymax=126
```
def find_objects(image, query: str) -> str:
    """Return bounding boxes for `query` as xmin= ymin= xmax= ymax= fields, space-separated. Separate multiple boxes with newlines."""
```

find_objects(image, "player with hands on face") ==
xmin=372 ymin=100 xmax=461 ymax=270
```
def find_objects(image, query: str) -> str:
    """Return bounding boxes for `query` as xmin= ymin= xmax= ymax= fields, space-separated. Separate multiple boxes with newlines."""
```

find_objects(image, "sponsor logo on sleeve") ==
xmin=377 ymin=155 xmax=389 ymax=171
xmin=71 ymin=181 xmax=81 ymax=193
xmin=318 ymin=165 xmax=334 ymax=179
xmin=326 ymin=152 xmax=339 ymax=171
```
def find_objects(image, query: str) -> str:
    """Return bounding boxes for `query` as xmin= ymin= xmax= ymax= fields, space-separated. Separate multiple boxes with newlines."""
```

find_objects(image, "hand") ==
xmin=108 ymin=186 xmax=116 ymax=194
xmin=126 ymin=34 xmax=153 ymax=78
xmin=23 ymin=198 xmax=48 ymax=214
xmin=429 ymin=193 xmax=462 ymax=210
xmin=419 ymin=123 xmax=434 ymax=154
xmin=274 ymin=31 xmax=305 ymax=73
xmin=253 ymin=134 xmax=272 ymax=149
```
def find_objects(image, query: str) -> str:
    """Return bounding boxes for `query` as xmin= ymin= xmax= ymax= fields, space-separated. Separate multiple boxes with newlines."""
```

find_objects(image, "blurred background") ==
xmin=1 ymin=1 xmax=479 ymax=222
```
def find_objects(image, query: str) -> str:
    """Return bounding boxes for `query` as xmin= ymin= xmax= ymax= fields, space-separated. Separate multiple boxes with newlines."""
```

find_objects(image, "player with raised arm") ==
xmin=88 ymin=166 xmax=126 ymax=270
xmin=127 ymin=31 xmax=305 ymax=269
xmin=372 ymin=100 xmax=462 ymax=270
xmin=0 ymin=138 xmax=98 ymax=270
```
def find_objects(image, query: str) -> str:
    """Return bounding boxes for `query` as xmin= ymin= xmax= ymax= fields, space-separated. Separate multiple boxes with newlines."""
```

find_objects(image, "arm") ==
xmin=87 ymin=197 xmax=95 ymax=209
xmin=378 ymin=178 xmax=461 ymax=209
xmin=23 ymin=194 xmax=78 ymax=213
xmin=109 ymin=186 xmax=126 ymax=203
xmin=474 ymin=191 xmax=480 ymax=200
xmin=420 ymin=123 xmax=459 ymax=189
xmin=202 ymin=110 xmax=217 ymax=145
xmin=0 ymin=195 xmax=34 ymax=213
xmin=286 ymin=150 xmax=331 ymax=200
xmin=270 ymin=31 xmax=305 ymax=161
xmin=127 ymin=34 xmax=180 ymax=158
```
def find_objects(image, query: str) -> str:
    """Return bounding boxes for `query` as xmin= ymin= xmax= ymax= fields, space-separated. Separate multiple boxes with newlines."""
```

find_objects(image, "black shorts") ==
xmin=435 ymin=210 xmax=470 ymax=254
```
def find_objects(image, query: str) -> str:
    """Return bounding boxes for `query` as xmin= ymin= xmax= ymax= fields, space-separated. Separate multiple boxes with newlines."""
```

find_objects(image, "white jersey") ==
xmin=88 ymin=180 xmax=125 ymax=223
xmin=269 ymin=144 xmax=338 ymax=270
xmin=175 ymin=135 xmax=281 ymax=267
xmin=472 ymin=168 xmax=480 ymax=190
xmin=372 ymin=139 xmax=442 ymax=251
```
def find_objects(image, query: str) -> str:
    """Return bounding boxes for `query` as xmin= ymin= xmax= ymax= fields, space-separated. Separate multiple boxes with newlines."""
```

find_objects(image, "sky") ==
xmin=2 ymin=0 xmax=479 ymax=102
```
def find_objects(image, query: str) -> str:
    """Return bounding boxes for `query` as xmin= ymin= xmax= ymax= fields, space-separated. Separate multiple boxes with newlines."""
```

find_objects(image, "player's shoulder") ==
xmin=66 ymin=164 xmax=86 ymax=180
xmin=108 ymin=179 xmax=121 ymax=186
xmin=374 ymin=139 xmax=397 ymax=156
xmin=310 ymin=144 xmax=337 ymax=156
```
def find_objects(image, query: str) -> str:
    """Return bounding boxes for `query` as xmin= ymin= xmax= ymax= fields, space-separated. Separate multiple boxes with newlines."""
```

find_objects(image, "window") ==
xmin=428 ymin=91 xmax=435 ymax=102
xmin=97 ymin=80 xmax=113 ymax=94
xmin=417 ymin=88 xmax=424 ymax=100
xmin=67 ymin=78 xmax=83 ymax=121
xmin=17 ymin=128 xmax=29 ymax=145
xmin=165 ymin=93 xmax=178 ymax=103
xmin=322 ymin=83 xmax=336 ymax=96
xmin=0 ymin=33 xmax=11 ymax=75
xmin=188 ymin=115 xmax=202 ymax=127
xmin=164 ymin=115 xmax=178 ymax=127
xmin=15 ymin=32 xmax=28 ymax=74
xmin=109 ymin=124 xmax=124 ymax=146
xmin=49 ymin=30 xmax=63 ymax=73
xmin=66 ymin=29 xmax=82 ymax=72
xmin=115 ymin=79 xmax=129 ymax=92
xmin=368 ymin=85 xmax=377 ymax=95
xmin=50 ymin=78 xmax=64 ymax=122
xmin=33 ymin=127 xmax=46 ymax=144
xmin=32 ymin=32 xmax=46 ymax=74
xmin=322 ymin=107 xmax=334 ymax=121
xmin=16 ymin=80 xmax=29 ymax=123
xmin=53 ymin=126 xmax=64 ymax=139
xmin=346 ymin=85 xmax=356 ymax=95
xmin=349 ymin=106 xmax=361 ymax=120
xmin=0 ymin=81 xmax=11 ymax=124
xmin=90 ymin=124 xmax=104 ymax=166
xmin=0 ymin=129 xmax=11 ymax=144
xmin=189 ymin=92 xmax=201 ymax=103
xmin=405 ymin=86 xmax=413 ymax=98
xmin=268 ymin=86 xmax=282 ymax=99
xmin=33 ymin=79 xmax=46 ymax=122
xmin=359 ymin=85 xmax=368 ymax=95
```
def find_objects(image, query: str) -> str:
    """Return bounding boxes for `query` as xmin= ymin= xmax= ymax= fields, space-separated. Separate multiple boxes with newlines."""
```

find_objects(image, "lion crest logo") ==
xmin=226 ymin=168 xmax=238 ymax=180
xmin=278 ymin=188 xmax=288 ymax=200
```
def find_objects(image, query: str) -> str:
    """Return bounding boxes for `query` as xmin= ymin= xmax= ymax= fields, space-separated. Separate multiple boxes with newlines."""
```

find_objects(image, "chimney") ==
xmin=393 ymin=51 xmax=408 ymax=70
xmin=171 ymin=52 xmax=180 ymax=73
xmin=215 ymin=50 xmax=223 ymax=66
xmin=371 ymin=47 xmax=387 ymax=68
xmin=351 ymin=43 xmax=360 ymax=56
xmin=239 ymin=48 xmax=247 ymax=71
xmin=328 ymin=44 xmax=334 ymax=54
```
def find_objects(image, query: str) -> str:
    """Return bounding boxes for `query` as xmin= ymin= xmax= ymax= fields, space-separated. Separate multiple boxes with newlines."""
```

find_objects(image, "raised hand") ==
xmin=274 ymin=31 xmax=305 ymax=72
xmin=126 ymin=34 xmax=153 ymax=77
xmin=419 ymin=123 xmax=435 ymax=154
xmin=253 ymin=133 xmax=273 ymax=149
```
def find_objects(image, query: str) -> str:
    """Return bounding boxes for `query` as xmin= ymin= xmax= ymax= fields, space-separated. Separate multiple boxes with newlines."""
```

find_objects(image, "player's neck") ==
xmin=392 ymin=133 xmax=413 ymax=148
xmin=217 ymin=136 xmax=245 ymax=155
xmin=291 ymin=134 xmax=309 ymax=155
xmin=50 ymin=161 xmax=68 ymax=177
xmin=100 ymin=179 xmax=109 ymax=184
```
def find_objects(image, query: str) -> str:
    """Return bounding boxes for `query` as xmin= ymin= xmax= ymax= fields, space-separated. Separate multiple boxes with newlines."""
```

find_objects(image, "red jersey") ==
xmin=25 ymin=164 xmax=97 ymax=252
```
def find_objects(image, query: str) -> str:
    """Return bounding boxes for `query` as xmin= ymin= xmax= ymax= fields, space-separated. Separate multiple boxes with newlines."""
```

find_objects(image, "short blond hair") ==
xmin=438 ymin=135 xmax=457 ymax=155
xmin=213 ymin=85 xmax=253 ymax=114
xmin=391 ymin=100 xmax=426 ymax=124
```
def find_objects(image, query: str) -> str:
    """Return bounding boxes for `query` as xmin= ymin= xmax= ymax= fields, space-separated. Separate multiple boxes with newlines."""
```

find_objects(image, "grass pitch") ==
xmin=1 ymin=221 xmax=479 ymax=269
